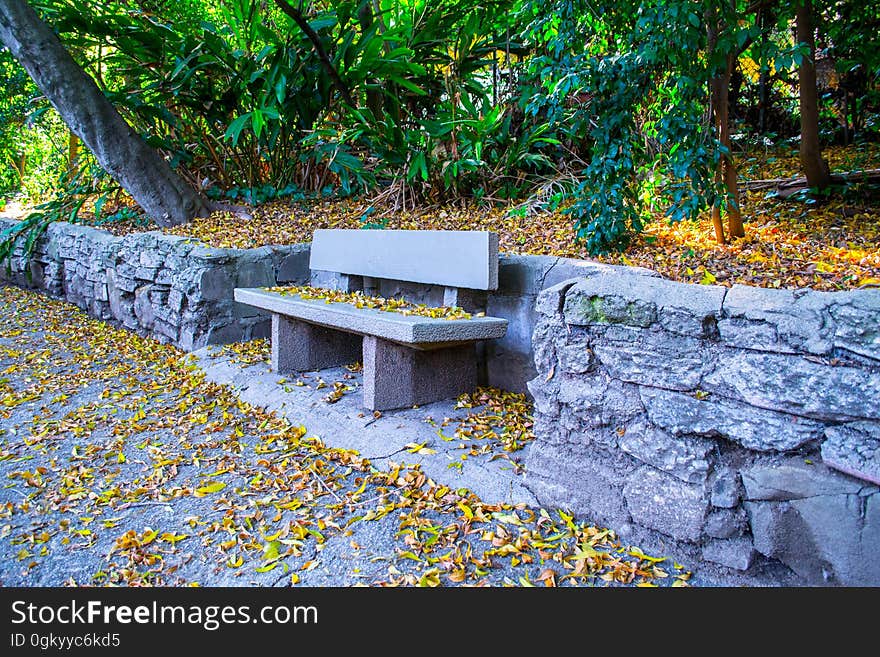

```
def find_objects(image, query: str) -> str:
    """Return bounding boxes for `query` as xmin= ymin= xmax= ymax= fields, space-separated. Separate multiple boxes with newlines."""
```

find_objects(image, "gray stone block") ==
xmin=593 ymin=333 xmax=708 ymax=391
xmin=618 ymin=423 xmax=713 ymax=484
xmin=558 ymin=340 xmax=595 ymax=374
xmin=710 ymin=467 xmax=742 ymax=508
xmin=198 ymin=267 xmax=234 ymax=301
xmin=558 ymin=374 xmax=643 ymax=429
xmin=565 ymin=288 xmax=657 ymax=328
xmin=703 ymin=351 xmax=880 ymax=422
xmin=167 ymin=288 xmax=185 ymax=313
xmin=746 ymin=491 xmax=880 ymax=585
xmin=236 ymin=250 xmax=275 ymax=288
xmin=140 ymin=249 xmax=165 ymax=269
xmin=153 ymin=319 xmax=178 ymax=341
xmin=207 ymin=321 xmax=245 ymax=345
xmin=705 ymin=508 xmax=747 ymax=539
xmin=534 ymin=280 xmax=577 ymax=318
xmin=719 ymin=285 xmax=874 ymax=357
xmin=94 ymin=282 xmax=108 ymax=302
xmin=362 ymin=335 xmax=476 ymax=411
xmin=247 ymin=318 xmax=271 ymax=340
xmin=234 ymin=288 xmax=507 ymax=347
xmin=640 ymin=387 xmax=825 ymax=452
xmin=822 ymin=421 xmax=880 ymax=485
xmin=275 ymin=247 xmax=310 ymax=284
xmin=155 ymin=268 xmax=174 ymax=286
xmin=188 ymin=245 xmax=235 ymax=264
xmin=106 ymin=269 xmax=133 ymax=325
xmin=310 ymin=229 xmax=499 ymax=290
xmin=134 ymin=266 xmax=158 ymax=280
xmin=525 ymin=439 xmax=632 ymax=528
xmin=178 ymin=327 xmax=207 ymax=351
xmin=271 ymin=315 xmax=362 ymax=374
xmin=828 ymin=291 xmax=880 ymax=360
xmin=134 ymin=285 xmax=155 ymax=329
xmin=702 ymin=537 xmax=755 ymax=571
xmin=741 ymin=463 xmax=862 ymax=501
xmin=623 ymin=467 xmax=709 ymax=542
xmin=562 ymin=272 xmax=725 ymax=335
xmin=526 ymin=376 xmax=560 ymax=419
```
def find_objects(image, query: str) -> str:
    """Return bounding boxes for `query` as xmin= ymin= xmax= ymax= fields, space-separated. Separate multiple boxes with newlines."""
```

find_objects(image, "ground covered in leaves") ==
xmin=101 ymin=144 xmax=880 ymax=292
xmin=0 ymin=285 xmax=691 ymax=587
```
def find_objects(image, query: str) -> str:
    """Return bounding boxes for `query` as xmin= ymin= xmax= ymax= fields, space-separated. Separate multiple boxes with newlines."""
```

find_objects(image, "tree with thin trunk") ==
xmin=0 ymin=0 xmax=211 ymax=226
xmin=706 ymin=2 xmax=745 ymax=244
xmin=795 ymin=0 xmax=831 ymax=190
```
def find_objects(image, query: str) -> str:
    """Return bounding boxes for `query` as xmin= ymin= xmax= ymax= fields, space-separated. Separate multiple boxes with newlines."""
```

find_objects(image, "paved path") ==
xmin=0 ymin=285 xmax=698 ymax=587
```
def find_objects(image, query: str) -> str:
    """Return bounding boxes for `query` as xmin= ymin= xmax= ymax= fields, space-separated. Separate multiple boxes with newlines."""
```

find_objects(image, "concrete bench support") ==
xmin=363 ymin=336 xmax=476 ymax=410
xmin=271 ymin=314 xmax=361 ymax=373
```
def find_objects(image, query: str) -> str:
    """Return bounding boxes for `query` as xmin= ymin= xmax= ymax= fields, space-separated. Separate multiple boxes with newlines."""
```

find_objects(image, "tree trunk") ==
xmin=0 ymin=0 xmax=210 ymax=226
xmin=719 ymin=50 xmax=744 ymax=239
xmin=706 ymin=6 xmax=744 ymax=243
xmin=795 ymin=0 xmax=831 ymax=189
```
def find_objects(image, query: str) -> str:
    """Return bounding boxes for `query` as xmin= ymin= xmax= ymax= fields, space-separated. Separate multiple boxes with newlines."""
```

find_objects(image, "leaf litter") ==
xmin=101 ymin=144 xmax=880 ymax=292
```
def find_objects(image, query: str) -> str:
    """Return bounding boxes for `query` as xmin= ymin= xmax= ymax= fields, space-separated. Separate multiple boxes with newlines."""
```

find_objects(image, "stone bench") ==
xmin=234 ymin=229 xmax=508 ymax=410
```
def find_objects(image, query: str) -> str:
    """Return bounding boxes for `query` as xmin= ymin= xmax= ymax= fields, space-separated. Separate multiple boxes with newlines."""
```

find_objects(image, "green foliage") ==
xmin=0 ymin=0 xmax=876 ymax=255
xmin=0 ymin=49 xmax=68 ymax=203
xmin=518 ymin=0 xmax=740 ymax=253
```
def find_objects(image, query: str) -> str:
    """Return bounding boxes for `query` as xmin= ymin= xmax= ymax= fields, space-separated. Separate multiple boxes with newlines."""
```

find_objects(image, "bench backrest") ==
xmin=309 ymin=229 xmax=499 ymax=290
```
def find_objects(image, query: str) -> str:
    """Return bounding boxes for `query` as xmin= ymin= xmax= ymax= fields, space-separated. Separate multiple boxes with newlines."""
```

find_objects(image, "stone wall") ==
xmin=525 ymin=268 xmax=880 ymax=585
xmin=0 ymin=219 xmax=310 ymax=349
xmin=1 ymin=219 xmax=618 ymax=391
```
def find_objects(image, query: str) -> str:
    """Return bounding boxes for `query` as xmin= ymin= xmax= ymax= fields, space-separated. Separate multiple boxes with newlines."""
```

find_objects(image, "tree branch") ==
xmin=272 ymin=0 xmax=355 ymax=107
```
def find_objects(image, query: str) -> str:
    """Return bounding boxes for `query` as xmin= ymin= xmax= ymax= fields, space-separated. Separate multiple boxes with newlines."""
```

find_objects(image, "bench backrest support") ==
xmin=309 ymin=229 xmax=499 ymax=291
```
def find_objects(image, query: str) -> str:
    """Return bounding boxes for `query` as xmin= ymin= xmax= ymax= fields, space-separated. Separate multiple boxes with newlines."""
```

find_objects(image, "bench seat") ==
xmin=233 ymin=287 xmax=508 ymax=349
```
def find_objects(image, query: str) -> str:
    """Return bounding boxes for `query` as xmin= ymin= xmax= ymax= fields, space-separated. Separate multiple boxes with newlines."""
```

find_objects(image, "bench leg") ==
xmin=271 ymin=314 xmax=362 ymax=373
xmin=362 ymin=336 xmax=476 ymax=411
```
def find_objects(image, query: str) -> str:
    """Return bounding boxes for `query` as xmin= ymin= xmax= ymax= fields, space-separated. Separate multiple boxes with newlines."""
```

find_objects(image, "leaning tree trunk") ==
xmin=0 ymin=0 xmax=210 ymax=226
xmin=795 ymin=0 xmax=831 ymax=190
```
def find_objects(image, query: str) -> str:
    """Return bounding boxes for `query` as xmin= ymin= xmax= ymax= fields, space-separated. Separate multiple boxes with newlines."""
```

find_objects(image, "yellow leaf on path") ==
xmin=195 ymin=481 xmax=226 ymax=496
xmin=404 ymin=442 xmax=436 ymax=455
xmin=418 ymin=569 xmax=441 ymax=587
xmin=262 ymin=540 xmax=281 ymax=562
